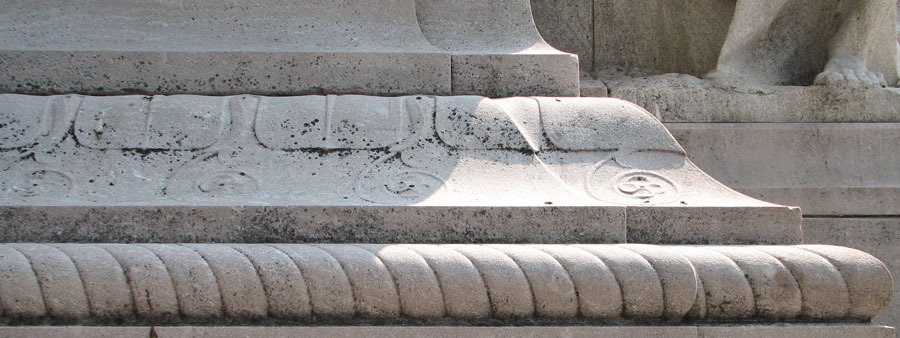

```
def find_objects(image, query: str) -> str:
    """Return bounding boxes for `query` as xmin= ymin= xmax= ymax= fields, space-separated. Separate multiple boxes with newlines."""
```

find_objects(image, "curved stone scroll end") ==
xmin=536 ymin=97 xmax=685 ymax=154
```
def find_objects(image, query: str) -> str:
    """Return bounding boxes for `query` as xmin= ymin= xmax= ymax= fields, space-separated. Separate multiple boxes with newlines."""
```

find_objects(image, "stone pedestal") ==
xmin=0 ymin=0 xmax=895 ymax=336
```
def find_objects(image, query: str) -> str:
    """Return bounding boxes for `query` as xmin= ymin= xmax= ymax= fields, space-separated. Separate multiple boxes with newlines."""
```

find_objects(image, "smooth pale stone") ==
xmin=619 ymin=244 xmax=697 ymax=320
xmin=5 ymin=244 xmax=90 ymax=320
xmin=139 ymin=244 xmax=223 ymax=319
xmin=357 ymin=244 xmax=445 ymax=319
xmin=530 ymin=245 xmax=623 ymax=319
xmin=803 ymin=218 xmax=900 ymax=331
xmin=573 ymin=245 xmax=664 ymax=319
xmin=445 ymin=245 xmax=535 ymax=319
xmin=312 ymin=244 xmax=401 ymax=319
xmin=799 ymin=245 xmax=894 ymax=320
xmin=487 ymin=245 xmax=578 ymax=319
xmin=0 ymin=0 xmax=453 ymax=96
xmin=229 ymin=245 xmax=312 ymax=319
xmin=184 ymin=244 xmax=268 ymax=320
xmin=707 ymin=247 xmax=802 ymax=319
xmin=270 ymin=245 xmax=355 ymax=318
xmin=667 ymin=121 xmax=900 ymax=216
xmin=676 ymin=247 xmax=755 ymax=319
xmin=401 ymin=244 xmax=492 ymax=319
xmin=53 ymin=244 xmax=134 ymax=319
xmin=97 ymin=244 xmax=180 ymax=319
xmin=753 ymin=246 xmax=852 ymax=319
xmin=0 ymin=244 xmax=46 ymax=318
xmin=416 ymin=0 xmax=580 ymax=96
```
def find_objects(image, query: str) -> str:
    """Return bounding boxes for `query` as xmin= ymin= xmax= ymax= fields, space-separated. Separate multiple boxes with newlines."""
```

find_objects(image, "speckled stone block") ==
xmin=0 ymin=95 xmax=799 ymax=244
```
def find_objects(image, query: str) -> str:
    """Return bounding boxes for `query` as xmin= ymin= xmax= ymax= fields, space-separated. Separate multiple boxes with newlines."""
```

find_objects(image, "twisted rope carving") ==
xmin=0 ymin=244 xmax=891 ymax=324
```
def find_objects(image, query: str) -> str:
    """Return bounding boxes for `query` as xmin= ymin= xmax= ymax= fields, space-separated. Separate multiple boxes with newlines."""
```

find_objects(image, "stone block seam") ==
xmin=0 ymin=244 xmax=891 ymax=324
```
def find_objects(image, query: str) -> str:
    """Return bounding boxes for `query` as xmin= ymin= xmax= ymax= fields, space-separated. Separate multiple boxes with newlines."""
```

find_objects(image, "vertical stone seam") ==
xmin=0 ymin=244 xmax=48 ymax=316
xmin=249 ymin=95 xmax=263 ymax=147
xmin=63 ymin=95 xmax=85 ymax=147
xmin=568 ymin=245 xmax=627 ymax=318
xmin=94 ymin=245 xmax=138 ymax=318
xmin=227 ymin=245 xmax=272 ymax=318
xmin=264 ymin=244 xmax=315 ymax=318
xmin=590 ymin=0 xmax=596 ymax=76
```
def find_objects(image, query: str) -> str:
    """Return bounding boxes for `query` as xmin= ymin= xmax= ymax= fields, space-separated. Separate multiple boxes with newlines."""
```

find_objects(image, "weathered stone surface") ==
xmin=530 ymin=0 xmax=593 ymax=74
xmin=697 ymin=325 xmax=896 ymax=338
xmin=0 ymin=94 xmax=798 ymax=244
xmin=804 ymin=218 xmax=900 ymax=336
xmin=0 ymin=327 xmax=151 ymax=338
xmin=0 ymin=244 xmax=890 ymax=324
xmin=606 ymin=76 xmax=900 ymax=122
xmin=0 ymin=0 xmax=579 ymax=96
xmin=666 ymin=121 xmax=900 ymax=216
xmin=0 ymin=206 xmax=624 ymax=244
xmin=534 ymin=0 xmax=900 ymax=86
xmin=589 ymin=0 xmax=734 ymax=77
xmin=416 ymin=0 xmax=579 ymax=96
xmin=0 ymin=325 xmax=892 ymax=338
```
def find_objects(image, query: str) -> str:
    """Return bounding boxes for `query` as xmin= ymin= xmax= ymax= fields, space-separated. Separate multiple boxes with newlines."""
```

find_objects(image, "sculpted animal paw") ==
xmin=814 ymin=68 xmax=888 ymax=89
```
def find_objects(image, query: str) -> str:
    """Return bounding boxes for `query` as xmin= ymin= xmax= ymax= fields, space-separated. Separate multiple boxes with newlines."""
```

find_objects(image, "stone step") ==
xmin=0 ymin=95 xmax=800 ymax=244
xmin=0 ymin=0 xmax=577 ymax=97
xmin=0 ymin=325 xmax=894 ymax=337
xmin=0 ymin=243 xmax=890 ymax=325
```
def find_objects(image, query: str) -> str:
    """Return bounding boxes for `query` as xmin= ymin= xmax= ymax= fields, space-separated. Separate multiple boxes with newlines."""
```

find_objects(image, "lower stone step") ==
xmin=0 ymin=244 xmax=890 ymax=325
xmin=0 ymin=325 xmax=894 ymax=338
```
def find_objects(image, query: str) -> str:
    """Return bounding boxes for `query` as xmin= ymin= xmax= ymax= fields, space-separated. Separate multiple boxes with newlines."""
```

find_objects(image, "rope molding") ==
xmin=0 ymin=244 xmax=891 ymax=324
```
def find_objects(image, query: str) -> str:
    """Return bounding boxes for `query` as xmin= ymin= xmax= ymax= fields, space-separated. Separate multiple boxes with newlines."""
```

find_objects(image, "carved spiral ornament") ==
xmin=0 ymin=244 xmax=890 ymax=324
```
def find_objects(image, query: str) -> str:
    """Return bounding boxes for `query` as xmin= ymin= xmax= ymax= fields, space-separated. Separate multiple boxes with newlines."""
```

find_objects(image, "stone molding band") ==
xmin=0 ymin=244 xmax=890 ymax=324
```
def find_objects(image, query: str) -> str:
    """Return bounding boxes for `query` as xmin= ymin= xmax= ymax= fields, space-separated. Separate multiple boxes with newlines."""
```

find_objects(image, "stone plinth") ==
xmin=0 ymin=95 xmax=798 ymax=244
xmin=0 ymin=0 xmax=577 ymax=96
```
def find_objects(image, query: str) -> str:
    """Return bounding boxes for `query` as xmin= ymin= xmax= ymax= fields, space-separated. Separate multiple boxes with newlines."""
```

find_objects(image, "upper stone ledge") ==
xmin=0 ymin=0 xmax=578 ymax=97
xmin=0 ymin=243 xmax=890 ymax=325
xmin=584 ymin=72 xmax=900 ymax=123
